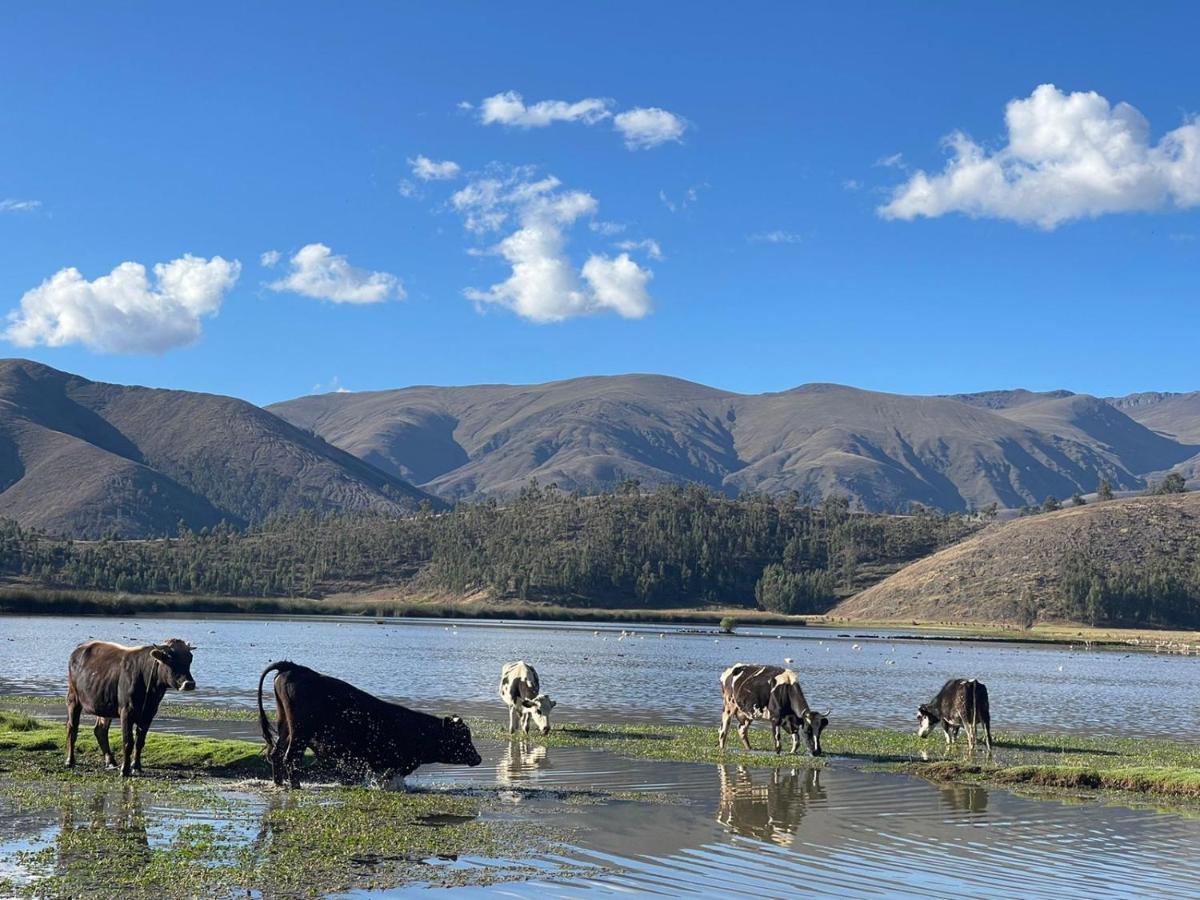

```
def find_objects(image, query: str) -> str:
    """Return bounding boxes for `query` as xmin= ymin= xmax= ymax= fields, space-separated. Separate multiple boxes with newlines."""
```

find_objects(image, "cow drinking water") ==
xmin=917 ymin=678 xmax=992 ymax=751
xmin=65 ymin=639 xmax=196 ymax=776
xmin=257 ymin=661 xmax=482 ymax=787
xmin=719 ymin=664 xmax=829 ymax=756
xmin=499 ymin=661 xmax=556 ymax=735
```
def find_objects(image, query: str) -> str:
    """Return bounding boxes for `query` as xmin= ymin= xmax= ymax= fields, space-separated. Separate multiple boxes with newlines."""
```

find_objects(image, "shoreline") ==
xmin=3 ymin=587 xmax=1199 ymax=649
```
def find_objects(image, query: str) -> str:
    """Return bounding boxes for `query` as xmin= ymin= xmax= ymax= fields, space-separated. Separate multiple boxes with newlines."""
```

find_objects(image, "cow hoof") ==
xmin=65 ymin=760 xmax=75 ymax=769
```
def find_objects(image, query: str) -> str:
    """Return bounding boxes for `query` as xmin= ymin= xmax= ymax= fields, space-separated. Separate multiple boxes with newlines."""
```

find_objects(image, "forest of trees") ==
xmin=0 ymin=482 xmax=978 ymax=613
xmin=1056 ymin=551 xmax=1200 ymax=628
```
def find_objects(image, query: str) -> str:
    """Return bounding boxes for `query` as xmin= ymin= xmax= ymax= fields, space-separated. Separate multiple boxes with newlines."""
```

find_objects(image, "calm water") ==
xmin=4 ymin=740 xmax=1200 ymax=897
xmin=3 ymin=614 xmax=1200 ymax=896
xmin=1 ymin=614 xmax=1198 ymax=738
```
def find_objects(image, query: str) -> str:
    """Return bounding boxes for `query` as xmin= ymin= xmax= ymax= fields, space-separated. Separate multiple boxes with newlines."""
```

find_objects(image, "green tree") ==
xmin=1097 ymin=478 xmax=1114 ymax=501
xmin=1042 ymin=495 xmax=1062 ymax=512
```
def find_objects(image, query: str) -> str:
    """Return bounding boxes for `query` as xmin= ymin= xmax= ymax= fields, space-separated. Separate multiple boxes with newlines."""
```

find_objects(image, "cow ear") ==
xmin=151 ymin=648 xmax=168 ymax=664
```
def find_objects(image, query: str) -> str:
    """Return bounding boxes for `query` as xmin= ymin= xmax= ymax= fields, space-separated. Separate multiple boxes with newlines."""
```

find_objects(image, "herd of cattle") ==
xmin=62 ymin=638 xmax=993 ymax=786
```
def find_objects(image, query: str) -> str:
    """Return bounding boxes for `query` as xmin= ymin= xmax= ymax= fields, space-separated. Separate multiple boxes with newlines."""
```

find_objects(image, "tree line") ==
xmin=0 ymin=482 xmax=978 ymax=613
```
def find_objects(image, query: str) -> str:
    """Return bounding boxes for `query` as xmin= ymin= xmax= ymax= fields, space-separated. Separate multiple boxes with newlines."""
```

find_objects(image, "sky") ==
xmin=1 ymin=3 xmax=1197 ymax=406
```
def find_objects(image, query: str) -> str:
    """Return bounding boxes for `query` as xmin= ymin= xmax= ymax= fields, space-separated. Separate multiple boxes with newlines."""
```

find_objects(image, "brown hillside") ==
xmin=833 ymin=493 xmax=1200 ymax=625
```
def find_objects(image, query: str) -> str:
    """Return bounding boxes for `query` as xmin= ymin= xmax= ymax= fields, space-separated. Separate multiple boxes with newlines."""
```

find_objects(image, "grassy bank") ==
xmin=5 ymin=702 xmax=1200 ymax=802
xmin=0 ymin=712 xmax=589 ymax=897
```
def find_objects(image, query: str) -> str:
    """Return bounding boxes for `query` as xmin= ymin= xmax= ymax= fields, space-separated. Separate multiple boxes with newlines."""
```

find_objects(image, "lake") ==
xmin=2 ymin=613 xmax=1199 ymax=897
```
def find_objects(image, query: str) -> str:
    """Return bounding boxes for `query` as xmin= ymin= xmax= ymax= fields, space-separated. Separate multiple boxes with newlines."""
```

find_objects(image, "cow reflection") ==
xmin=938 ymin=782 xmax=989 ymax=814
xmin=497 ymin=741 xmax=549 ymax=784
xmin=56 ymin=787 xmax=150 ymax=879
xmin=717 ymin=765 xmax=825 ymax=845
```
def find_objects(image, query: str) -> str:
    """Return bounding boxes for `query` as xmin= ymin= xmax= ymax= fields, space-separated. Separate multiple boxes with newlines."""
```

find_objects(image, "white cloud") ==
xmin=268 ymin=244 xmax=403 ymax=304
xmin=312 ymin=375 xmax=350 ymax=394
xmin=260 ymin=249 xmax=282 ymax=268
xmin=5 ymin=255 xmax=240 ymax=354
xmin=456 ymin=169 xmax=654 ymax=322
xmin=408 ymin=155 xmax=461 ymax=181
xmin=479 ymin=91 xmax=611 ymax=128
xmin=748 ymin=230 xmax=803 ymax=244
xmin=0 ymin=199 xmax=41 ymax=213
xmin=842 ymin=179 xmax=862 ymax=191
xmin=589 ymin=220 xmax=626 ymax=236
xmin=875 ymin=153 xmax=906 ymax=170
xmin=397 ymin=179 xmax=418 ymax=199
xmin=616 ymin=238 xmax=664 ymax=260
xmin=659 ymin=183 xmax=707 ymax=213
xmin=879 ymin=84 xmax=1200 ymax=229
xmin=613 ymin=107 xmax=687 ymax=149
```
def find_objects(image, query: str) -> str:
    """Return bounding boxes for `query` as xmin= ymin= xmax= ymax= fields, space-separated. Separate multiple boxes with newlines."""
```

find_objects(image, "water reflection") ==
xmin=717 ymin=764 xmax=825 ymax=846
xmin=55 ymin=786 xmax=150 ymax=883
xmin=938 ymin=782 xmax=989 ymax=815
xmin=497 ymin=741 xmax=550 ymax=784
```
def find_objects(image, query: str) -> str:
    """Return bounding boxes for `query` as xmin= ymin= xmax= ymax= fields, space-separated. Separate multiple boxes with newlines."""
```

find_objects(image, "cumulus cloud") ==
xmin=748 ymin=230 xmax=803 ymax=244
xmin=589 ymin=220 xmax=626 ymax=236
xmin=268 ymin=244 xmax=403 ymax=304
xmin=408 ymin=155 xmax=461 ymax=181
xmin=616 ymin=238 xmax=664 ymax=260
xmin=5 ymin=255 xmax=240 ymax=354
xmin=455 ymin=169 xmax=654 ymax=322
xmin=474 ymin=91 xmax=687 ymax=150
xmin=0 ymin=199 xmax=41 ymax=213
xmin=260 ymin=250 xmax=282 ymax=268
xmin=879 ymin=84 xmax=1200 ymax=228
xmin=479 ymin=91 xmax=611 ymax=128
xmin=613 ymin=107 xmax=687 ymax=149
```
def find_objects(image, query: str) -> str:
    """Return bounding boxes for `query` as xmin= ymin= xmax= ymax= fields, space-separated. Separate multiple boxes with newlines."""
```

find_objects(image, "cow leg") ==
xmin=270 ymin=718 xmax=290 ymax=787
xmin=94 ymin=718 xmax=117 ymax=768
xmin=790 ymin=731 xmax=800 ymax=754
xmin=283 ymin=732 xmax=306 ymax=788
xmin=942 ymin=724 xmax=953 ymax=746
xmin=737 ymin=718 xmax=753 ymax=751
xmin=133 ymin=723 xmax=149 ymax=771
xmin=119 ymin=711 xmax=135 ymax=777
xmin=718 ymin=708 xmax=734 ymax=751
xmin=771 ymin=722 xmax=782 ymax=754
xmin=508 ymin=705 xmax=520 ymax=735
xmin=983 ymin=722 xmax=993 ymax=753
xmin=65 ymin=697 xmax=82 ymax=768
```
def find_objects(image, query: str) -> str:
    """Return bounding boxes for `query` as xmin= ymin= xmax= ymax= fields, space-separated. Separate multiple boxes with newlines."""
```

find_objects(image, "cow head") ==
xmin=522 ymin=694 xmax=556 ymax=735
xmin=151 ymin=639 xmax=195 ymax=691
xmin=917 ymin=704 xmax=939 ymax=738
xmin=440 ymin=716 xmax=483 ymax=767
xmin=800 ymin=709 xmax=829 ymax=756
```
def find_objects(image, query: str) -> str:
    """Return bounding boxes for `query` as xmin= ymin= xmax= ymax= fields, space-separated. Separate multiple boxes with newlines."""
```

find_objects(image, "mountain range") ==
xmin=2 ymin=358 xmax=1199 ymax=537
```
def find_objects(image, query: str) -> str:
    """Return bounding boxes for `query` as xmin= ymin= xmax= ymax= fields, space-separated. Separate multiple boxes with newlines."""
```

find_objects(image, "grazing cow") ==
xmin=918 ymin=678 xmax=992 ymax=750
xmin=65 ymin=639 xmax=196 ymax=776
xmin=257 ymin=661 xmax=482 ymax=787
xmin=719 ymin=664 xmax=829 ymax=756
xmin=499 ymin=661 xmax=556 ymax=735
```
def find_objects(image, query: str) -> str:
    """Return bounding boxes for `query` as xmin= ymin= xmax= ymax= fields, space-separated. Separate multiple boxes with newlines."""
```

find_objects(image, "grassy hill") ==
xmin=270 ymin=376 xmax=1196 ymax=512
xmin=833 ymin=493 xmax=1200 ymax=627
xmin=0 ymin=359 xmax=437 ymax=537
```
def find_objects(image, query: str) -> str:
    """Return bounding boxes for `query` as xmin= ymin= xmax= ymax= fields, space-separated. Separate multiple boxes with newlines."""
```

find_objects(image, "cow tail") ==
xmin=258 ymin=661 xmax=293 ymax=753
xmin=970 ymin=679 xmax=979 ymax=745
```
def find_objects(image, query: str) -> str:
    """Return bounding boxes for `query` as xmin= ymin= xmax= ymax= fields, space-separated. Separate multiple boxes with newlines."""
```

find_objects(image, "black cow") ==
xmin=918 ymin=678 xmax=992 ymax=750
xmin=65 ymin=639 xmax=196 ymax=776
xmin=719 ymin=663 xmax=829 ymax=756
xmin=257 ymin=661 xmax=482 ymax=787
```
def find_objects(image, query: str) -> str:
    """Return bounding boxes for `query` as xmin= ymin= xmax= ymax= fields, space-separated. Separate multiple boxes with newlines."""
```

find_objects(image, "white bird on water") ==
xmin=784 ymin=657 xmax=793 ymax=665
xmin=852 ymin=643 xmax=861 ymax=651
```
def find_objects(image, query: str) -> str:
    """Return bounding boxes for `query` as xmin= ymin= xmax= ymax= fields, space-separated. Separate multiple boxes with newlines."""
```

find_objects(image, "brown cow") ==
xmin=65 ymin=639 xmax=196 ymax=776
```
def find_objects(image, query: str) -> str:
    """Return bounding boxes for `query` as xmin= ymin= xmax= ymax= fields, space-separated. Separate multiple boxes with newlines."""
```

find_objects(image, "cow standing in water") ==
xmin=918 ymin=678 xmax=992 ymax=751
xmin=719 ymin=664 xmax=829 ymax=756
xmin=257 ymin=661 xmax=482 ymax=787
xmin=499 ymin=661 xmax=556 ymax=736
xmin=65 ymin=639 xmax=196 ymax=776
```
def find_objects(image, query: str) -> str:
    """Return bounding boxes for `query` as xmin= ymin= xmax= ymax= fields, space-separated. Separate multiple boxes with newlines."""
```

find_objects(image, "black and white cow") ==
xmin=918 ymin=678 xmax=992 ymax=751
xmin=719 ymin=664 xmax=828 ymax=756
xmin=499 ymin=661 xmax=556 ymax=735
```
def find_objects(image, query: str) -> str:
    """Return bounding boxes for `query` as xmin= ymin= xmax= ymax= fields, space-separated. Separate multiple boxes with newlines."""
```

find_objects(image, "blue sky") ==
xmin=1 ymin=3 xmax=1197 ymax=406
